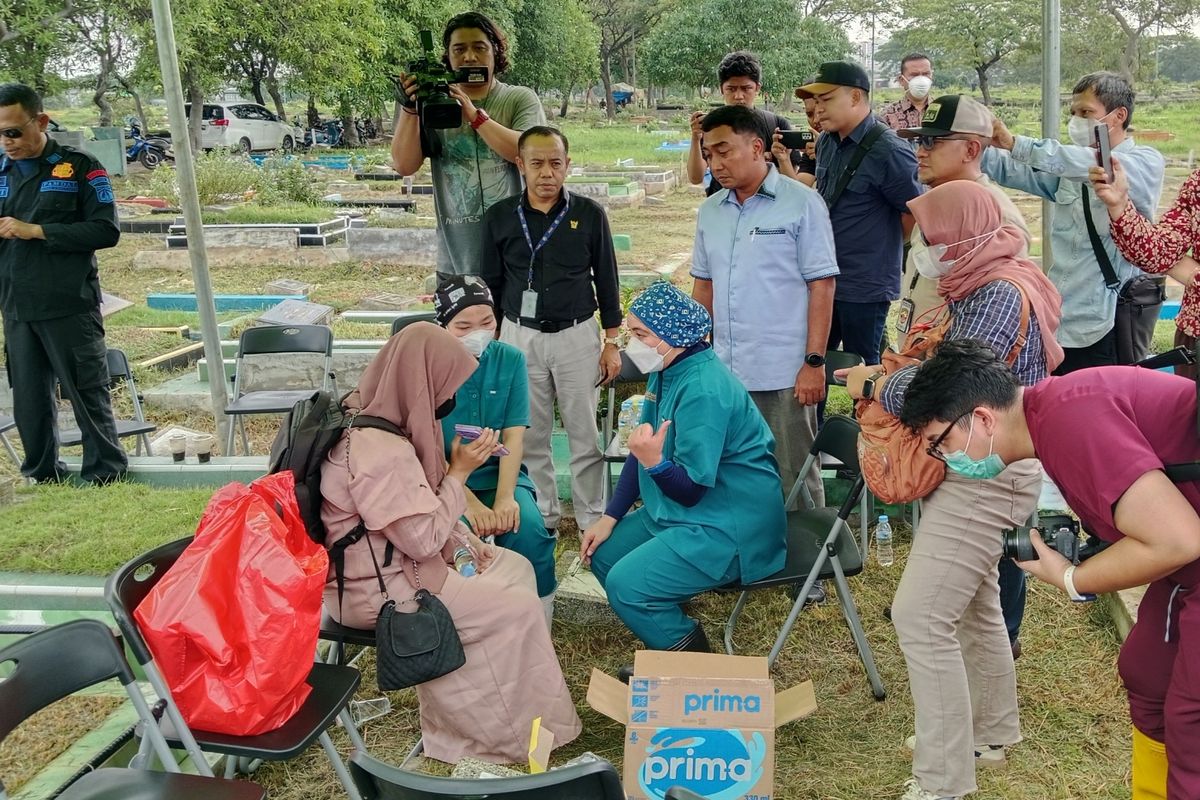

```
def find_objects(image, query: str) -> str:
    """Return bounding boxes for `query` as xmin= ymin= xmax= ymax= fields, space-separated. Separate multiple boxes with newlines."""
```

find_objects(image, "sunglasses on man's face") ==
xmin=913 ymin=134 xmax=971 ymax=150
xmin=0 ymin=118 xmax=36 ymax=140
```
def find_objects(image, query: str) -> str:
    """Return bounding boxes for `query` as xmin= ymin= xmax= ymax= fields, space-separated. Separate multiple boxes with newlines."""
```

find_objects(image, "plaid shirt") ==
xmin=881 ymin=280 xmax=1047 ymax=416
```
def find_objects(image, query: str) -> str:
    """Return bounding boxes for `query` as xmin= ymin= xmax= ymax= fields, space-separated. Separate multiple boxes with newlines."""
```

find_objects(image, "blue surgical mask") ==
xmin=943 ymin=416 xmax=1006 ymax=480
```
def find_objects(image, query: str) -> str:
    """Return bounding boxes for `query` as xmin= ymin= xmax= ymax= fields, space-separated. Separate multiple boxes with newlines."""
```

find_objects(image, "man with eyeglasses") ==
xmin=0 ymin=82 xmax=124 ymax=485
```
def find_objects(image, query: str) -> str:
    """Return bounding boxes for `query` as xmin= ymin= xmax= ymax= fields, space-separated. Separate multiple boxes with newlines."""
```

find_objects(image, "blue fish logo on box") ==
xmin=638 ymin=728 xmax=766 ymax=800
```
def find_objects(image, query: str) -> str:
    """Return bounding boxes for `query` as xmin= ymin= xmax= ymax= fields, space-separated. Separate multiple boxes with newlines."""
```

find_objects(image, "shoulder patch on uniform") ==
xmin=88 ymin=173 xmax=114 ymax=203
xmin=86 ymin=168 xmax=107 ymax=181
xmin=46 ymin=152 xmax=62 ymax=164
xmin=40 ymin=179 xmax=78 ymax=193
xmin=51 ymin=162 xmax=74 ymax=179
xmin=0 ymin=174 xmax=7 ymax=199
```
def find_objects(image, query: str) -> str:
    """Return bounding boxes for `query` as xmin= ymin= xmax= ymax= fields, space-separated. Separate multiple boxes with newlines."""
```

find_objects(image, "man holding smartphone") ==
xmin=982 ymin=71 xmax=1165 ymax=370
xmin=391 ymin=12 xmax=546 ymax=283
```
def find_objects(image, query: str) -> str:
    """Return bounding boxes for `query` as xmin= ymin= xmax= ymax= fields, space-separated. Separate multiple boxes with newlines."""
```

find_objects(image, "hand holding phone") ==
xmin=454 ymin=424 xmax=510 ymax=456
xmin=1094 ymin=123 xmax=1114 ymax=184
xmin=779 ymin=129 xmax=815 ymax=150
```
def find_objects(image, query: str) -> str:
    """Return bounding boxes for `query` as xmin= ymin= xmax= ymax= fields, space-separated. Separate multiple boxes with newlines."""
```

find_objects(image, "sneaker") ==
xmin=900 ymin=778 xmax=960 ymax=800
xmin=904 ymin=736 xmax=1007 ymax=769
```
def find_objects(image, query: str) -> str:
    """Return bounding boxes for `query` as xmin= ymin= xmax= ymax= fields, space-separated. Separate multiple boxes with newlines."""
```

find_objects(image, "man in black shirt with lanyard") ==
xmin=480 ymin=125 xmax=622 ymax=537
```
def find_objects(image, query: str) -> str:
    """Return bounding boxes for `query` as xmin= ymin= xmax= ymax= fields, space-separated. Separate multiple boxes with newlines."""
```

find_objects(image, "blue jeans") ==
xmin=998 ymin=557 xmax=1026 ymax=644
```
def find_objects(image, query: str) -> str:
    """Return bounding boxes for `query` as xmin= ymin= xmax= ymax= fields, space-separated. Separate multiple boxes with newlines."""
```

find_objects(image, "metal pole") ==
xmin=1041 ymin=0 xmax=1061 ymax=272
xmin=149 ymin=0 xmax=229 ymax=443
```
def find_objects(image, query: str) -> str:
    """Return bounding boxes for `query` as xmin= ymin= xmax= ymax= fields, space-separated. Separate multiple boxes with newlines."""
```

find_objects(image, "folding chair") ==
xmin=224 ymin=324 xmax=336 ymax=455
xmin=722 ymin=414 xmax=886 ymax=700
xmin=60 ymin=348 xmax=156 ymax=456
xmin=0 ymin=415 xmax=17 ymax=465
xmin=349 ymin=749 xmax=624 ymax=800
xmin=822 ymin=349 xmax=872 ymax=549
xmin=105 ymin=537 xmax=368 ymax=799
xmin=391 ymin=311 xmax=436 ymax=337
xmin=665 ymin=789 xmax=705 ymax=800
xmin=0 ymin=619 xmax=264 ymax=800
xmin=599 ymin=352 xmax=648 ymax=499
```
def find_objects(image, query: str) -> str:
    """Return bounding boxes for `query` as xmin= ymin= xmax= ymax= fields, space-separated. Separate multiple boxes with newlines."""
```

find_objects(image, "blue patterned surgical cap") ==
xmin=627 ymin=281 xmax=712 ymax=347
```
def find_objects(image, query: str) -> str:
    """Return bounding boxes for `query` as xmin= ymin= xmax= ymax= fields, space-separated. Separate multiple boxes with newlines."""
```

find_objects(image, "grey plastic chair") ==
xmin=391 ymin=311 xmax=437 ymax=337
xmin=0 ymin=618 xmax=265 ymax=800
xmin=60 ymin=348 xmax=157 ymax=456
xmin=224 ymin=324 xmax=336 ymax=455
xmin=721 ymin=414 xmax=886 ymax=701
xmin=600 ymin=351 xmax=649 ymax=500
xmin=0 ymin=415 xmax=17 ymax=465
xmin=349 ymin=750 xmax=624 ymax=800
xmin=105 ymin=536 xmax=367 ymax=799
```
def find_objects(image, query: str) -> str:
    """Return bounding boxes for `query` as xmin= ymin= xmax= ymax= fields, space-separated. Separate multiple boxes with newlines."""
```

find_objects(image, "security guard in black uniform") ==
xmin=0 ymin=83 xmax=125 ymax=484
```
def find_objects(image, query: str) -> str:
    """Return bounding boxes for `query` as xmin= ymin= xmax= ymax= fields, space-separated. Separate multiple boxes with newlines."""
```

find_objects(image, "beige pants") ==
xmin=893 ymin=460 xmax=1040 ymax=797
xmin=500 ymin=318 xmax=606 ymax=530
xmin=750 ymin=388 xmax=824 ymax=507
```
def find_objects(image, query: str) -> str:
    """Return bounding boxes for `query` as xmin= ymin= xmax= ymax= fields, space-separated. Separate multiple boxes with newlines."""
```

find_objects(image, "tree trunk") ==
xmin=307 ymin=96 xmax=321 ymax=129
xmin=975 ymin=65 xmax=992 ymax=106
xmin=1119 ymin=32 xmax=1139 ymax=80
xmin=339 ymin=97 xmax=359 ymax=148
xmin=184 ymin=70 xmax=204 ymax=152
xmin=92 ymin=64 xmax=114 ymax=127
xmin=265 ymin=75 xmax=286 ymax=119
xmin=115 ymin=73 xmax=148 ymax=133
xmin=559 ymin=83 xmax=572 ymax=117
xmin=601 ymin=55 xmax=616 ymax=120
xmin=250 ymin=76 xmax=266 ymax=106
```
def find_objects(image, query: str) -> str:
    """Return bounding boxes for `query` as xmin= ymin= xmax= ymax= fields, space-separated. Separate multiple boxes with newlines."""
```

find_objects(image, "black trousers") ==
xmin=3 ymin=309 xmax=127 ymax=482
xmin=1052 ymin=326 xmax=1118 ymax=376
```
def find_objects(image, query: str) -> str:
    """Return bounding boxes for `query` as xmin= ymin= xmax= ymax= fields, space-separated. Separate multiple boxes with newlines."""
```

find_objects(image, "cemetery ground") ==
xmin=0 ymin=111 xmax=1188 ymax=798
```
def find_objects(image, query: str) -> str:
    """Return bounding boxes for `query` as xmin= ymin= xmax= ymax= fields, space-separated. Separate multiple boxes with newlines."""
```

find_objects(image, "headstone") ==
xmin=264 ymin=278 xmax=313 ymax=297
xmin=258 ymin=298 xmax=334 ymax=326
xmin=553 ymin=550 xmax=620 ymax=626
xmin=612 ymin=234 xmax=632 ymax=252
xmin=450 ymin=758 xmax=524 ymax=780
xmin=99 ymin=291 xmax=133 ymax=318
xmin=360 ymin=292 xmax=420 ymax=312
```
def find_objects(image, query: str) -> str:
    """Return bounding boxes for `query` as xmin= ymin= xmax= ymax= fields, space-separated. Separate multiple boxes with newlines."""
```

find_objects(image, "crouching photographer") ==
xmin=901 ymin=339 xmax=1200 ymax=800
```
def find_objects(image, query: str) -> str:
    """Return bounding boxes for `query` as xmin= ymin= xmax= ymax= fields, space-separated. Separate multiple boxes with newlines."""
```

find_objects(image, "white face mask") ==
xmin=906 ymin=76 xmax=932 ymax=100
xmin=625 ymin=336 xmax=667 ymax=373
xmin=913 ymin=228 xmax=1001 ymax=278
xmin=1067 ymin=108 xmax=1115 ymax=148
xmin=459 ymin=329 xmax=493 ymax=358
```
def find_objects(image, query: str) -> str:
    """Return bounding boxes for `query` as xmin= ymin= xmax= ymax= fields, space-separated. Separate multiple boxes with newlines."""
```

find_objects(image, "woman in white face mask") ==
xmin=433 ymin=276 xmax=559 ymax=622
xmin=580 ymin=281 xmax=787 ymax=671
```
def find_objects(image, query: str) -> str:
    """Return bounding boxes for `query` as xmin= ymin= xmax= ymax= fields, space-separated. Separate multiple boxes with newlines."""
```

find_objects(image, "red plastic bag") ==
xmin=135 ymin=472 xmax=329 ymax=736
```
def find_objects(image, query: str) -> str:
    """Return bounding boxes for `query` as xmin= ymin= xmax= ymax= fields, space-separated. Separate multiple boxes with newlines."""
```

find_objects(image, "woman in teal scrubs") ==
xmin=582 ymin=281 xmax=786 ymax=653
xmin=434 ymin=277 xmax=558 ymax=622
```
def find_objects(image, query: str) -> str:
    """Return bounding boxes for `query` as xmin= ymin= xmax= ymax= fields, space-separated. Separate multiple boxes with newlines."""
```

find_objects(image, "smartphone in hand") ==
xmin=1094 ymin=123 xmax=1114 ymax=183
xmin=454 ymin=424 xmax=510 ymax=456
xmin=779 ymin=129 xmax=815 ymax=150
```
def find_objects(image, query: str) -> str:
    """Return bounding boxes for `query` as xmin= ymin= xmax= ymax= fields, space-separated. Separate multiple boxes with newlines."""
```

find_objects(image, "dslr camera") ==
xmin=1001 ymin=513 xmax=1087 ymax=563
xmin=404 ymin=29 xmax=490 ymax=130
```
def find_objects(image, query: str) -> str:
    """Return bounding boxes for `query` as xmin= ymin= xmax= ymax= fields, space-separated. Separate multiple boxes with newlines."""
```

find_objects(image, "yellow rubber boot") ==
xmin=1131 ymin=725 xmax=1168 ymax=800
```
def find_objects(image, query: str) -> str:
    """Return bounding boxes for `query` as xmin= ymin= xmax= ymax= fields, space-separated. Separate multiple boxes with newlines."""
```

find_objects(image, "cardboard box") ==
xmin=587 ymin=651 xmax=817 ymax=800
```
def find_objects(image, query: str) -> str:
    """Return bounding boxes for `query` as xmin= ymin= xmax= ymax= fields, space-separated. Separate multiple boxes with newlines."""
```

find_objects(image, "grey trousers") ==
xmin=893 ymin=460 xmax=1040 ymax=797
xmin=499 ymin=318 xmax=606 ymax=530
xmin=750 ymin=388 xmax=824 ymax=507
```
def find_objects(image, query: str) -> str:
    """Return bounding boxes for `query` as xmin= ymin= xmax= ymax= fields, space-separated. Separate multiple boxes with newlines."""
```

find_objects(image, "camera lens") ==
xmin=1001 ymin=528 xmax=1038 ymax=562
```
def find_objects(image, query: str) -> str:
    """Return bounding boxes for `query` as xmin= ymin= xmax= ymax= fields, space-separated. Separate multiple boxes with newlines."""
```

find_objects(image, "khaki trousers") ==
xmin=893 ymin=460 xmax=1040 ymax=797
xmin=500 ymin=318 xmax=606 ymax=530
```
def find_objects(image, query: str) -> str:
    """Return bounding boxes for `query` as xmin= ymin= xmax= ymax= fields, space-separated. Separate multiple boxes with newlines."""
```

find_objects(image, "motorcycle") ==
xmin=126 ymin=121 xmax=173 ymax=169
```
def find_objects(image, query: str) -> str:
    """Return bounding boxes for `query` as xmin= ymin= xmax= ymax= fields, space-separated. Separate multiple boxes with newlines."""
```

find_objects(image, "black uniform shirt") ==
xmin=0 ymin=137 xmax=120 ymax=322
xmin=479 ymin=189 xmax=622 ymax=330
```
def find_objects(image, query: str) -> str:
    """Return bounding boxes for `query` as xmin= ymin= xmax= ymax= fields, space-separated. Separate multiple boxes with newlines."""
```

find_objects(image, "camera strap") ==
xmin=517 ymin=195 xmax=571 ymax=289
xmin=1081 ymin=185 xmax=1121 ymax=291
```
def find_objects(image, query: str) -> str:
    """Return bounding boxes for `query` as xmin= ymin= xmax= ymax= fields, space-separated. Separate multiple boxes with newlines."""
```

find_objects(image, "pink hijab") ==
xmin=342 ymin=322 xmax=477 ymax=487
xmin=909 ymin=180 xmax=1065 ymax=371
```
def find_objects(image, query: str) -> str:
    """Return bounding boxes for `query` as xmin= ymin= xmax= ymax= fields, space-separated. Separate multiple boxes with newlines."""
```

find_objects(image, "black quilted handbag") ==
xmin=362 ymin=535 xmax=466 ymax=691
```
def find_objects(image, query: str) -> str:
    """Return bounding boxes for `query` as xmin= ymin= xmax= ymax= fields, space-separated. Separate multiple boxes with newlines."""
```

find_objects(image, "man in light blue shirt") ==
xmin=691 ymin=104 xmax=838 ymax=501
xmin=982 ymin=71 xmax=1164 ymax=373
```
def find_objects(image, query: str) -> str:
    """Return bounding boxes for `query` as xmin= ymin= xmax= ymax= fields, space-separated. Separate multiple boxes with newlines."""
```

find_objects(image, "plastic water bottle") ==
xmin=453 ymin=546 xmax=477 ymax=577
xmin=618 ymin=398 xmax=635 ymax=448
xmin=875 ymin=515 xmax=894 ymax=567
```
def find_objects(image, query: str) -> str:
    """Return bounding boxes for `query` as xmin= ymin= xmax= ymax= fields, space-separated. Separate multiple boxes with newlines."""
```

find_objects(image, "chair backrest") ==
xmin=106 ymin=347 xmax=134 ymax=381
xmin=238 ymin=324 xmax=333 ymax=358
xmin=0 ymin=619 xmax=136 ymax=743
xmin=824 ymin=349 xmax=864 ymax=386
xmin=810 ymin=414 xmax=861 ymax=474
xmin=104 ymin=536 xmax=193 ymax=666
xmin=349 ymin=751 xmax=624 ymax=800
xmin=391 ymin=312 xmax=437 ymax=337
xmin=665 ymin=788 xmax=706 ymax=800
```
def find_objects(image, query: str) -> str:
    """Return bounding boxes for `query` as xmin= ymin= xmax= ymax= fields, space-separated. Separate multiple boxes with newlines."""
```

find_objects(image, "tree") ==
xmin=506 ymin=0 xmax=599 ymax=115
xmin=0 ymin=0 xmax=76 ymax=94
xmin=68 ymin=0 xmax=138 ymax=126
xmin=1095 ymin=0 xmax=1198 ymax=78
xmin=1155 ymin=34 xmax=1200 ymax=82
xmin=585 ymin=0 xmax=666 ymax=119
xmin=641 ymin=0 xmax=849 ymax=103
xmin=900 ymin=0 xmax=1039 ymax=105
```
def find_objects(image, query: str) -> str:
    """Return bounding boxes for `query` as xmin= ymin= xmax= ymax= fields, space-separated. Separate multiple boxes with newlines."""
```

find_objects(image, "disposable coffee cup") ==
xmin=194 ymin=434 xmax=215 ymax=464
xmin=168 ymin=433 xmax=187 ymax=462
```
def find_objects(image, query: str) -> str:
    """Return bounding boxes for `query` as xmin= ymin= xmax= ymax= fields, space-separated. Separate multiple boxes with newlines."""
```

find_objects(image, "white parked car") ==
xmin=184 ymin=102 xmax=302 ymax=153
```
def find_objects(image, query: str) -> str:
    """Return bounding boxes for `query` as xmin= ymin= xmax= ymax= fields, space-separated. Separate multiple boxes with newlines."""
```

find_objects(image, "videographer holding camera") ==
xmin=392 ymin=13 xmax=546 ymax=282
xmin=902 ymin=339 xmax=1200 ymax=800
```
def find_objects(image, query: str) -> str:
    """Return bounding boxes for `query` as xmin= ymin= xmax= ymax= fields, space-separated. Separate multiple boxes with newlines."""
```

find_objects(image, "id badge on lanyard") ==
xmin=516 ymin=197 xmax=571 ymax=318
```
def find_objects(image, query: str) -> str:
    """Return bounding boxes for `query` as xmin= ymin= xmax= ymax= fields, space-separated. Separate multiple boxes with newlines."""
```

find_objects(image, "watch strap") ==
xmin=470 ymin=108 xmax=490 ymax=130
xmin=1063 ymin=565 xmax=1095 ymax=602
xmin=862 ymin=370 xmax=885 ymax=400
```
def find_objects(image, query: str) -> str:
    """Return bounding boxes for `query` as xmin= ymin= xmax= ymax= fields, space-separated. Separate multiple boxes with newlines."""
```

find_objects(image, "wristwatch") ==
xmin=805 ymin=352 xmax=826 ymax=368
xmin=470 ymin=108 xmax=490 ymax=130
xmin=861 ymin=370 xmax=885 ymax=400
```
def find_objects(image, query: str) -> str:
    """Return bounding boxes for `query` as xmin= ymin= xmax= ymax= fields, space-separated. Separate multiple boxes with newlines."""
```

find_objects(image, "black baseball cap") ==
xmin=898 ymin=94 xmax=992 ymax=139
xmin=798 ymin=61 xmax=871 ymax=96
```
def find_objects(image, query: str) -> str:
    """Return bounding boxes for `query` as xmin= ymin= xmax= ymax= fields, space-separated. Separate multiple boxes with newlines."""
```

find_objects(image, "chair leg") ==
xmin=859 ymin=492 xmax=869 ymax=556
xmin=766 ymin=562 xmax=827 ymax=669
xmin=239 ymin=418 xmax=250 ymax=457
xmin=143 ymin=664 xmax=215 ymax=777
xmin=398 ymin=737 xmax=424 ymax=769
xmin=225 ymin=418 xmax=237 ymax=457
xmin=339 ymin=707 xmax=368 ymax=755
xmin=828 ymin=553 xmax=886 ymax=701
xmin=0 ymin=432 xmax=19 ymax=465
xmin=139 ymin=433 xmax=153 ymax=457
xmin=723 ymin=591 xmax=751 ymax=655
xmin=318 ymin=729 xmax=364 ymax=800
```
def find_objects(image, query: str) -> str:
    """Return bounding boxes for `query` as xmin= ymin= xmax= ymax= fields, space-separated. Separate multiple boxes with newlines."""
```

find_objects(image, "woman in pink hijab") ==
xmin=843 ymin=180 xmax=1064 ymax=800
xmin=320 ymin=322 xmax=580 ymax=764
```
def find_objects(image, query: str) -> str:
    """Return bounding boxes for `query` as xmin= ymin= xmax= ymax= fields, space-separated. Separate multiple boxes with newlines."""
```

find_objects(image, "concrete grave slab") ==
xmin=258 ymin=299 xmax=334 ymax=326
xmin=450 ymin=758 xmax=525 ymax=779
xmin=346 ymin=227 xmax=437 ymax=265
xmin=264 ymin=278 xmax=313 ymax=296
xmin=553 ymin=550 xmax=620 ymax=626
xmin=359 ymin=292 xmax=421 ymax=312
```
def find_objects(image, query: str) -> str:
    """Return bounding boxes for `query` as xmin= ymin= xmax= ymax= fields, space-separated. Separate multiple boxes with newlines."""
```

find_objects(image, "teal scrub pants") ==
xmin=465 ymin=485 xmax=557 ymax=597
xmin=590 ymin=508 xmax=739 ymax=649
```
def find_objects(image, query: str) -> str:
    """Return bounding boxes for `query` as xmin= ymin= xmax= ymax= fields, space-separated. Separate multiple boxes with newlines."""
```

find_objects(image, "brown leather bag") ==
xmin=855 ymin=285 xmax=1031 ymax=504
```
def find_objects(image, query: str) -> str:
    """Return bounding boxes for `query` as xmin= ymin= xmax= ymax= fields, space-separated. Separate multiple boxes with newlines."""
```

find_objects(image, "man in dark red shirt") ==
xmin=901 ymin=339 xmax=1200 ymax=800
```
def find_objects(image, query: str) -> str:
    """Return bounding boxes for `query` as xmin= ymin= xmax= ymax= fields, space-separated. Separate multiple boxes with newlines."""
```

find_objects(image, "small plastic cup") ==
xmin=193 ymin=433 xmax=215 ymax=463
xmin=168 ymin=433 xmax=187 ymax=462
xmin=346 ymin=696 xmax=391 ymax=726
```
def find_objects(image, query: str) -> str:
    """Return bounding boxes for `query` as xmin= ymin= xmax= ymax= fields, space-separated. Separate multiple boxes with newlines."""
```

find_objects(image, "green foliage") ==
xmin=144 ymin=149 xmax=257 ymax=205
xmin=506 ymin=0 xmax=600 ymax=92
xmin=200 ymin=204 xmax=337 ymax=224
xmin=252 ymin=153 xmax=322 ymax=206
xmin=640 ymin=0 xmax=849 ymax=97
